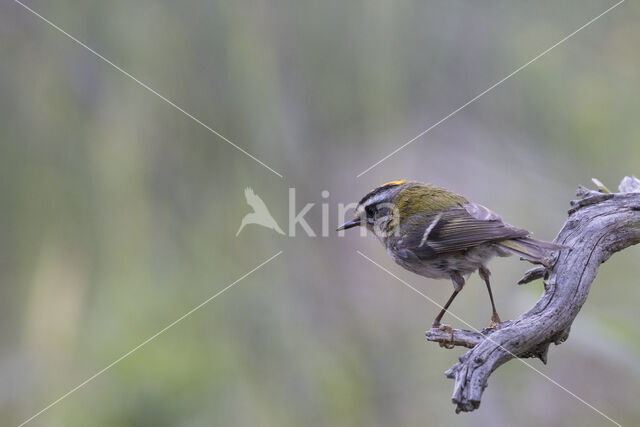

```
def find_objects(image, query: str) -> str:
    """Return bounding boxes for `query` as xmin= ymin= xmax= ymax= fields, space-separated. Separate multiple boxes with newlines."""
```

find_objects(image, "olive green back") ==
xmin=393 ymin=182 xmax=468 ymax=219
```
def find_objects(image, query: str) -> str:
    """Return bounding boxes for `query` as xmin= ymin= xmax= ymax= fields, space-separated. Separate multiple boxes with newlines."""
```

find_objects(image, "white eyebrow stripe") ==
xmin=419 ymin=213 xmax=442 ymax=247
xmin=363 ymin=190 xmax=392 ymax=208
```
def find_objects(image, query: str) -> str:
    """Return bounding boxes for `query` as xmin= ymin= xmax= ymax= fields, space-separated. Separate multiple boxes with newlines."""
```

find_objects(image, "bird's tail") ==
xmin=496 ymin=237 xmax=567 ymax=267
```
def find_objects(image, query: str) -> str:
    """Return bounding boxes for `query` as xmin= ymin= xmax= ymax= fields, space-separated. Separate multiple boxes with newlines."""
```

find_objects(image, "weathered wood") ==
xmin=425 ymin=176 xmax=640 ymax=413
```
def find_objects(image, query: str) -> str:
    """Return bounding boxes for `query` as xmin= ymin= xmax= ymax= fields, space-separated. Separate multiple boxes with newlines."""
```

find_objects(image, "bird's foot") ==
xmin=433 ymin=323 xmax=455 ymax=349
xmin=488 ymin=313 xmax=503 ymax=330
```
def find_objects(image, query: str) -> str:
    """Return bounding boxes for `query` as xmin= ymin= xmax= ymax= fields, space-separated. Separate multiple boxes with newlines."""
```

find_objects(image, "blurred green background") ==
xmin=1 ymin=0 xmax=639 ymax=426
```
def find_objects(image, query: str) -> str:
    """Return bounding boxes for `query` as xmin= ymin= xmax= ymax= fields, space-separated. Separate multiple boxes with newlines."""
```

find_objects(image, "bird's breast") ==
xmin=388 ymin=244 xmax=506 ymax=280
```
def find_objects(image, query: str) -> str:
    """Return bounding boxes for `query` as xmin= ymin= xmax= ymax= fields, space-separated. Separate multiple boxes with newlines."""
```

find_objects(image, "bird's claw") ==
xmin=435 ymin=324 xmax=455 ymax=349
xmin=489 ymin=314 xmax=503 ymax=330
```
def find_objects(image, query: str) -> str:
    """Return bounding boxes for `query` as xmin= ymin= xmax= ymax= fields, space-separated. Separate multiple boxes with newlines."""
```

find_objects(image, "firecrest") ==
xmin=338 ymin=180 xmax=564 ymax=331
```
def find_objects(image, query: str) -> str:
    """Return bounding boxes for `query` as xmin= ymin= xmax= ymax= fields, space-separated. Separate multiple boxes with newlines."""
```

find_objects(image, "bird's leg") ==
xmin=479 ymin=266 xmax=502 ymax=328
xmin=432 ymin=289 xmax=460 ymax=329
xmin=432 ymin=272 xmax=464 ymax=348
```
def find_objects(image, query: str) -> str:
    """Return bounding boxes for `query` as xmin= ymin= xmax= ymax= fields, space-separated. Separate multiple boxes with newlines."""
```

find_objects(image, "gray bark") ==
xmin=425 ymin=176 xmax=640 ymax=413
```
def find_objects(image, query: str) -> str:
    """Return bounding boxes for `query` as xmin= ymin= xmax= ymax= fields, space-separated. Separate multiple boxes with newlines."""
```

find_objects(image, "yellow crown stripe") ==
xmin=381 ymin=179 xmax=406 ymax=187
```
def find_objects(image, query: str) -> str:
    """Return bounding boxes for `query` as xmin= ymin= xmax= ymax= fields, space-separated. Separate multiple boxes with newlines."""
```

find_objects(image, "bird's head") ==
xmin=337 ymin=180 xmax=407 ymax=236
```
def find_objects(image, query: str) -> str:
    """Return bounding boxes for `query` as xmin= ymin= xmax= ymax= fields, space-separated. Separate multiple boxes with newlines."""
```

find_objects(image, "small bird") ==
xmin=338 ymin=180 xmax=564 ymax=332
xmin=236 ymin=187 xmax=285 ymax=236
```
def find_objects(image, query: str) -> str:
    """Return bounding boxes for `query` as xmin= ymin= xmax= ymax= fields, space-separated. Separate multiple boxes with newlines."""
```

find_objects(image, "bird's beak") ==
xmin=336 ymin=218 xmax=361 ymax=231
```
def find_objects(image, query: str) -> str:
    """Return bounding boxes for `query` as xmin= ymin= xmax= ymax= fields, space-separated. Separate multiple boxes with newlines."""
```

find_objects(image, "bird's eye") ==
xmin=365 ymin=205 xmax=376 ymax=218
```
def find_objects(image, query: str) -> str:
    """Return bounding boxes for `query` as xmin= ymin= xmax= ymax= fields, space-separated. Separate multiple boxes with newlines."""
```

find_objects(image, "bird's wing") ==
xmin=244 ymin=187 xmax=269 ymax=211
xmin=244 ymin=187 xmax=257 ymax=203
xmin=397 ymin=203 xmax=530 ymax=258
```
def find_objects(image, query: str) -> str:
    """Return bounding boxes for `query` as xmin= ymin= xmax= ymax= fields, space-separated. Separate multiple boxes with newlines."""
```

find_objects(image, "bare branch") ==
xmin=517 ymin=266 xmax=545 ymax=285
xmin=427 ymin=176 xmax=640 ymax=413
xmin=426 ymin=327 xmax=487 ymax=349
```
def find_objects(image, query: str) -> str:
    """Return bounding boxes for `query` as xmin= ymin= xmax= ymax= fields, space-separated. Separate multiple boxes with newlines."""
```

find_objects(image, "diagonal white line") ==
xmin=17 ymin=251 xmax=283 ymax=427
xmin=13 ymin=0 xmax=284 ymax=178
xmin=357 ymin=250 xmax=621 ymax=427
xmin=356 ymin=0 xmax=625 ymax=178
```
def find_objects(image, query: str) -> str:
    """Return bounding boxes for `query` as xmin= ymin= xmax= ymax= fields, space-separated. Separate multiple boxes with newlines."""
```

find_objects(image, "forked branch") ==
xmin=425 ymin=176 xmax=640 ymax=413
